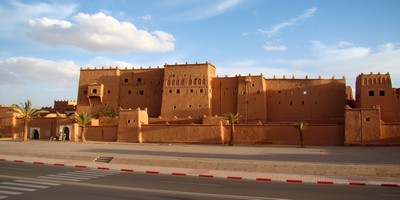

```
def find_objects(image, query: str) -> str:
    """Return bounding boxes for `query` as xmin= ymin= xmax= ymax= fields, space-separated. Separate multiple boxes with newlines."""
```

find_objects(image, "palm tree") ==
xmin=224 ymin=112 xmax=239 ymax=146
xmin=294 ymin=122 xmax=308 ymax=148
xmin=9 ymin=100 xmax=48 ymax=142
xmin=75 ymin=112 xmax=92 ymax=143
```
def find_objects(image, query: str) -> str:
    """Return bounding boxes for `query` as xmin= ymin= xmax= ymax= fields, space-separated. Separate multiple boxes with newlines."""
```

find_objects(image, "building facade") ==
xmin=77 ymin=62 xmax=347 ymax=124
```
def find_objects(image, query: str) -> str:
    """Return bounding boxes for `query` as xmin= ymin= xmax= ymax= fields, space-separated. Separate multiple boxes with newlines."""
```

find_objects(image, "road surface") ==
xmin=0 ymin=161 xmax=399 ymax=200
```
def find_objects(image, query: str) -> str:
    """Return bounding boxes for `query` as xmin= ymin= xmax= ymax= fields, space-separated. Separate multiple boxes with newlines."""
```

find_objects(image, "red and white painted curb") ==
xmin=1 ymin=158 xmax=398 ymax=187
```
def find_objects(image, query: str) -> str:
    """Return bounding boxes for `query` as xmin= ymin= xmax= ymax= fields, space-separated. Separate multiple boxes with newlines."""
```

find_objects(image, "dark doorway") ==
xmin=33 ymin=129 xmax=39 ymax=139
xmin=62 ymin=127 xmax=70 ymax=141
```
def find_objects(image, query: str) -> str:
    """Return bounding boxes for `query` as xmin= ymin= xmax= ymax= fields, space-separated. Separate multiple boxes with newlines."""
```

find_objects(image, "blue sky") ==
xmin=1 ymin=0 xmax=400 ymax=107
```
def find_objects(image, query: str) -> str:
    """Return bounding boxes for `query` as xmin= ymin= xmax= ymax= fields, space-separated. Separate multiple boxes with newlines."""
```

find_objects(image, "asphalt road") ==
xmin=0 ymin=161 xmax=399 ymax=200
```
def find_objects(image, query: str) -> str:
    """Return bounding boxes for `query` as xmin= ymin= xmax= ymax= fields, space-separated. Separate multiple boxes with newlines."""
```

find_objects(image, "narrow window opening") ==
xmin=177 ymin=89 xmax=180 ymax=94
xmin=169 ymin=90 xmax=172 ymax=93
xmin=379 ymin=91 xmax=385 ymax=96
xmin=369 ymin=91 xmax=375 ymax=96
xmin=92 ymin=89 xmax=97 ymax=94
xmin=290 ymin=101 xmax=293 ymax=105
xmin=139 ymin=90 xmax=144 ymax=95
xmin=107 ymin=90 xmax=111 ymax=94
xmin=302 ymin=101 xmax=305 ymax=105
xmin=365 ymin=117 xmax=371 ymax=122
xmin=128 ymin=90 xmax=132 ymax=94
xmin=200 ymin=89 xmax=203 ymax=93
xmin=137 ymin=78 xmax=142 ymax=82
xmin=124 ymin=78 xmax=128 ymax=83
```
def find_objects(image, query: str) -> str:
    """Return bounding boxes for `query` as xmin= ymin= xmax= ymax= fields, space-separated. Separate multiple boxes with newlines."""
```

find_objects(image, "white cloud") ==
xmin=175 ymin=0 xmax=242 ymax=20
xmin=268 ymin=41 xmax=400 ymax=88
xmin=140 ymin=15 xmax=152 ymax=20
xmin=311 ymin=41 xmax=371 ymax=60
xmin=26 ymin=12 xmax=176 ymax=53
xmin=258 ymin=7 xmax=317 ymax=37
xmin=0 ymin=0 xmax=76 ymax=36
xmin=380 ymin=42 xmax=396 ymax=51
xmin=0 ymin=57 xmax=80 ymax=85
xmin=336 ymin=41 xmax=353 ymax=47
xmin=263 ymin=44 xmax=287 ymax=52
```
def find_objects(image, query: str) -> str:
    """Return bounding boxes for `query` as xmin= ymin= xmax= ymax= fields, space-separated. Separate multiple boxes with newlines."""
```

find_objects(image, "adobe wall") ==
xmin=344 ymin=108 xmax=381 ymax=145
xmin=141 ymin=124 xmax=222 ymax=144
xmin=211 ymin=77 xmax=238 ymax=116
xmin=225 ymin=124 xmax=344 ymax=146
xmin=0 ymin=107 xmax=15 ymax=138
xmin=85 ymin=126 xmax=117 ymax=142
xmin=77 ymin=67 xmax=120 ymax=115
xmin=355 ymin=73 xmax=396 ymax=121
xmin=27 ymin=118 xmax=57 ymax=139
xmin=119 ymin=68 xmax=164 ymax=117
xmin=237 ymin=75 xmax=267 ymax=124
xmin=265 ymin=77 xmax=346 ymax=123
xmin=139 ymin=123 xmax=343 ymax=145
xmin=160 ymin=62 xmax=215 ymax=118
xmin=381 ymin=123 xmax=400 ymax=145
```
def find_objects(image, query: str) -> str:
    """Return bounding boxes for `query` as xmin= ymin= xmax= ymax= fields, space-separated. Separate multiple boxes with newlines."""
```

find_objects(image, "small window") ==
xmin=252 ymin=84 xmax=255 ymax=87
xmin=128 ymin=90 xmax=132 ymax=94
xmin=92 ymin=89 xmax=97 ymax=94
xmin=127 ymin=119 xmax=131 ymax=123
xmin=257 ymin=90 xmax=261 ymax=94
xmin=369 ymin=91 xmax=375 ymax=96
xmin=177 ymin=89 xmax=180 ymax=94
xmin=379 ymin=91 xmax=385 ymax=96
xmin=200 ymin=89 xmax=203 ymax=93
xmin=173 ymin=105 xmax=176 ymax=109
xmin=278 ymin=101 xmax=281 ymax=104
xmin=190 ymin=89 xmax=194 ymax=93
xmin=365 ymin=117 xmax=371 ymax=122
xmin=302 ymin=101 xmax=305 ymax=105
xmin=169 ymin=90 xmax=172 ymax=93
xmin=290 ymin=101 xmax=293 ymax=105
xmin=124 ymin=78 xmax=128 ymax=83
xmin=137 ymin=78 xmax=142 ymax=82
xmin=107 ymin=90 xmax=111 ymax=94
xmin=189 ymin=105 xmax=192 ymax=108
xmin=139 ymin=90 xmax=144 ymax=95
xmin=278 ymin=91 xmax=281 ymax=94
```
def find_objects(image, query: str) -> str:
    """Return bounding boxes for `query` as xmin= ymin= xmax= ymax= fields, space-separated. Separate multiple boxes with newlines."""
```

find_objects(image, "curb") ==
xmin=1 ymin=158 xmax=399 ymax=188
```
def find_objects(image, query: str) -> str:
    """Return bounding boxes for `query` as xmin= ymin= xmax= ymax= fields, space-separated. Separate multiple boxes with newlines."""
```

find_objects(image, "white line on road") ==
xmin=160 ymin=180 xmax=221 ymax=187
xmin=46 ymin=174 xmax=91 ymax=180
xmin=0 ymin=190 xmax=23 ymax=195
xmin=0 ymin=167 xmax=33 ymax=171
xmin=15 ymin=180 xmax=60 ymax=186
xmin=37 ymin=176 xmax=81 ymax=182
xmin=0 ymin=185 xmax=37 ymax=192
xmin=2 ymin=182 xmax=49 ymax=189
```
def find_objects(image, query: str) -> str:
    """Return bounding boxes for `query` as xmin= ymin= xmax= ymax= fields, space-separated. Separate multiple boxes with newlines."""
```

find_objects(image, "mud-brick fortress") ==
xmin=1 ymin=62 xmax=400 ymax=145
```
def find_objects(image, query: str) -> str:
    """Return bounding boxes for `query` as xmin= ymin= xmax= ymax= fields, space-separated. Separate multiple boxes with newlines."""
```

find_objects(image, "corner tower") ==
xmin=355 ymin=72 xmax=395 ymax=121
xmin=160 ymin=62 xmax=216 ymax=118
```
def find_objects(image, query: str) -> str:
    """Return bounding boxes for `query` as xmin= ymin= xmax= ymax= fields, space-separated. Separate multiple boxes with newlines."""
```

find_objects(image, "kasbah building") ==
xmin=1 ymin=61 xmax=400 ymax=145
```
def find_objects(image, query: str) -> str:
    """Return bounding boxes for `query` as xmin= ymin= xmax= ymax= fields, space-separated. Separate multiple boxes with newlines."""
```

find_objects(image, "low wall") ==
xmin=140 ymin=123 xmax=344 ymax=146
xmin=227 ymin=124 xmax=344 ymax=146
xmin=381 ymin=123 xmax=400 ymax=145
xmin=141 ymin=125 xmax=221 ymax=144
xmin=85 ymin=126 xmax=118 ymax=142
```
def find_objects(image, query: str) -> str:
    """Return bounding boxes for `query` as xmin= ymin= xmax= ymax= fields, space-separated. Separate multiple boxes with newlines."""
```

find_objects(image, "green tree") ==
xmin=75 ymin=112 xmax=92 ymax=143
xmin=94 ymin=106 xmax=118 ymax=118
xmin=294 ymin=122 xmax=308 ymax=148
xmin=224 ymin=112 xmax=239 ymax=146
xmin=9 ymin=100 xmax=48 ymax=142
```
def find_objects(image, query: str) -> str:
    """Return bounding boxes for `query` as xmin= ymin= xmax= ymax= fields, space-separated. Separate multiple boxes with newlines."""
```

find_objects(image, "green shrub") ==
xmin=0 ymin=133 xmax=4 ymax=138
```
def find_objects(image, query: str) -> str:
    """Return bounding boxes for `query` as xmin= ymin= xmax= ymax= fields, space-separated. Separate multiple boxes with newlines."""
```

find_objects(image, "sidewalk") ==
xmin=0 ymin=140 xmax=399 ymax=187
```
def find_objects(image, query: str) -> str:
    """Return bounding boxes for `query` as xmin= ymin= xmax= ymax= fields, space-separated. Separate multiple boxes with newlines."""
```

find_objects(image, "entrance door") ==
xmin=33 ymin=129 xmax=39 ymax=139
xmin=62 ymin=127 xmax=70 ymax=141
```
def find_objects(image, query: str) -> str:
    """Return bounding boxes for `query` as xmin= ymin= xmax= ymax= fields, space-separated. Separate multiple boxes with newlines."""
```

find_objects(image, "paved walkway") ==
xmin=0 ymin=139 xmax=399 ymax=187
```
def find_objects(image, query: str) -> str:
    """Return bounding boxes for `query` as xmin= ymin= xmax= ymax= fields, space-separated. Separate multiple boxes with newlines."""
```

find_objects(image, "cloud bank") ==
xmin=27 ymin=12 xmax=176 ymax=53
